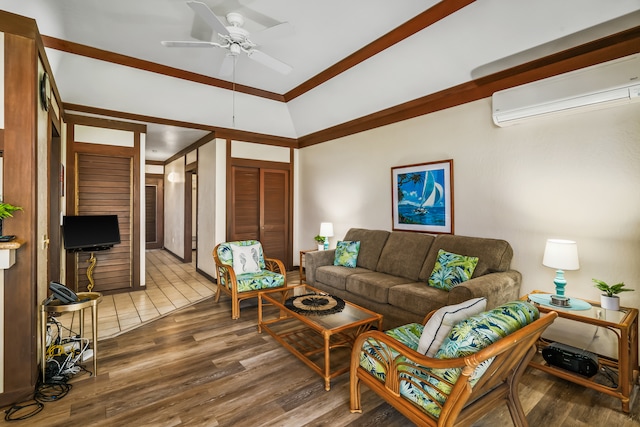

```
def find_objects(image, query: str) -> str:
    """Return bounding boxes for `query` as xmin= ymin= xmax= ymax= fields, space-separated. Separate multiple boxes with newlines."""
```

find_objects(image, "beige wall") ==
xmin=298 ymin=97 xmax=640 ymax=351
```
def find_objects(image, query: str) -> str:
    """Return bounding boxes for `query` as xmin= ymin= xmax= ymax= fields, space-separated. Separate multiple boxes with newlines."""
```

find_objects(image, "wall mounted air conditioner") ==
xmin=492 ymin=54 xmax=640 ymax=127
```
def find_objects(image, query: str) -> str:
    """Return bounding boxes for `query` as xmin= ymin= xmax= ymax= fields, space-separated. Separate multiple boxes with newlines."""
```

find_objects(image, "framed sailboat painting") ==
xmin=391 ymin=159 xmax=454 ymax=234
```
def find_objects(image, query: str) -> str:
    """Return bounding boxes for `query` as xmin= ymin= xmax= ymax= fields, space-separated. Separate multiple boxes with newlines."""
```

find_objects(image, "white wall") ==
xmin=196 ymin=141 xmax=217 ymax=277
xmin=298 ymin=98 xmax=640 ymax=350
xmin=164 ymin=159 xmax=185 ymax=256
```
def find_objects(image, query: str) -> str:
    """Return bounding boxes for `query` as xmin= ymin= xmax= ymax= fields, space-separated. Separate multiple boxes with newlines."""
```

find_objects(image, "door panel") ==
xmin=230 ymin=166 xmax=260 ymax=241
xmin=261 ymin=169 xmax=288 ymax=262
xmin=229 ymin=164 xmax=290 ymax=268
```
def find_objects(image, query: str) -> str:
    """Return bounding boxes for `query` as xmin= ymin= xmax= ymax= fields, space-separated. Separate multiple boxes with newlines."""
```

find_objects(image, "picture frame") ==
xmin=391 ymin=159 xmax=454 ymax=234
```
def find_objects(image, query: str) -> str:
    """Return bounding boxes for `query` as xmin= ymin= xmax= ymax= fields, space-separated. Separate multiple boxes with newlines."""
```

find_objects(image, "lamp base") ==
xmin=550 ymin=294 xmax=570 ymax=307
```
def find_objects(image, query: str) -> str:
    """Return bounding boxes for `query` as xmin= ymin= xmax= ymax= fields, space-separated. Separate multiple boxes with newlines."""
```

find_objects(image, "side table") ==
xmin=299 ymin=249 xmax=317 ymax=282
xmin=523 ymin=290 xmax=639 ymax=413
xmin=40 ymin=292 xmax=102 ymax=380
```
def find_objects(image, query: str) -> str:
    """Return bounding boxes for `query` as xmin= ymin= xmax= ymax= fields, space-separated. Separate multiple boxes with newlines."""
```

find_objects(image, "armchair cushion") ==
xmin=417 ymin=297 xmax=486 ymax=357
xmin=235 ymin=270 xmax=285 ymax=292
xmin=230 ymin=243 xmax=262 ymax=273
xmin=216 ymin=240 xmax=266 ymax=269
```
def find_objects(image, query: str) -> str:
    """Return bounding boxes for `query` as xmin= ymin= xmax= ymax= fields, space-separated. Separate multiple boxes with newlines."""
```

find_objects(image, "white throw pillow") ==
xmin=230 ymin=243 xmax=262 ymax=274
xmin=417 ymin=297 xmax=487 ymax=357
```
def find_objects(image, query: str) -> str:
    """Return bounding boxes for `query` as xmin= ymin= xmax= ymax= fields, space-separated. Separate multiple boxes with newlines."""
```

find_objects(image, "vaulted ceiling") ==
xmin=3 ymin=0 xmax=640 ymax=161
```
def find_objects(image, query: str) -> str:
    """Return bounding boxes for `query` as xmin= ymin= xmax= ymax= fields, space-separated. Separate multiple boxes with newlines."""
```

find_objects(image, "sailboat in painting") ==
xmin=414 ymin=171 xmax=443 ymax=214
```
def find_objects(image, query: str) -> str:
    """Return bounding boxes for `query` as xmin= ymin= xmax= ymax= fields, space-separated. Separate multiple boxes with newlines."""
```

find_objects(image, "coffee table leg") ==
xmin=324 ymin=331 xmax=331 ymax=391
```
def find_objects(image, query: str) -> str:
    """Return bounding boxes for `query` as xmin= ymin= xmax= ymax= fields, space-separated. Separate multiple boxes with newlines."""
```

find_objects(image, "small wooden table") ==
xmin=258 ymin=284 xmax=382 ymax=390
xmin=523 ymin=290 xmax=639 ymax=413
xmin=298 ymin=249 xmax=317 ymax=282
xmin=40 ymin=292 xmax=102 ymax=380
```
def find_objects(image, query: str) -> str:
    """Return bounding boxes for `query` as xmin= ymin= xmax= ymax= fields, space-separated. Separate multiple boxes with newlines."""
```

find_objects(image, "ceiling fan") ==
xmin=162 ymin=1 xmax=293 ymax=76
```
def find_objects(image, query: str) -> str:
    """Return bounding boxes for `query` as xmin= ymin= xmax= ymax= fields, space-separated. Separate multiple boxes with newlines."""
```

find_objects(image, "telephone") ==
xmin=49 ymin=281 xmax=79 ymax=304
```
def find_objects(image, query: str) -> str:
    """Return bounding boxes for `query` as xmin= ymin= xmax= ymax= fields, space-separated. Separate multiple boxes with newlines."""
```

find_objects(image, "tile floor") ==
xmin=54 ymin=249 xmax=218 ymax=341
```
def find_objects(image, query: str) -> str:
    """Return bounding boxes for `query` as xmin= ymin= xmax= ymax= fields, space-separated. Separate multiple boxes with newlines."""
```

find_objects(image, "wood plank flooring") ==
xmin=3 ymin=281 xmax=640 ymax=425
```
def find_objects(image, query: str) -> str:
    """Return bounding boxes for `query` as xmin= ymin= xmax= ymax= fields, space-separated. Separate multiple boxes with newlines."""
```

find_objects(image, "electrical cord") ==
xmin=4 ymin=379 xmax=71 ymax=421
xmin=5 ymin=314 xmax=91 ymax=421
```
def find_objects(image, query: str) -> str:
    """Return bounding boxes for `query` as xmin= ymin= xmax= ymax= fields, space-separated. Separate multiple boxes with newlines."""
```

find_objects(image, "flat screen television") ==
xmin=63 ymin=215 xmax=121 ymax=252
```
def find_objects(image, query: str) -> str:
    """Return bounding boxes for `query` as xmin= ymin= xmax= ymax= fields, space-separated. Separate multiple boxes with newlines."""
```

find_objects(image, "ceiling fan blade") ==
xmin=161 ymin=40 xmax=217 ymax=48
xmin=187 ymin=1 xmax=230 ymax=36
xmin=219 ymin=54 xmax=236 ymax=77
xmin=247 ymin=49 xmax=292 ymax=75
xmin=250 ymin=22 xmax=294 ymax=45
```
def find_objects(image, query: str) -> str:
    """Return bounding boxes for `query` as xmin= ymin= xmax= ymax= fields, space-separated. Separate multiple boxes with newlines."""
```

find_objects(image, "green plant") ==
xmin=0 ymin=202 xmax=23 ymax=220
xmin=592 ymin=278 xmax=634 ymax=297
xmin=313 ymin=235 xmax=325 ymax=244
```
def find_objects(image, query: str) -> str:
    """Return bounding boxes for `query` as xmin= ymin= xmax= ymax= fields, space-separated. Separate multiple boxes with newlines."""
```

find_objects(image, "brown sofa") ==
xmin=304 ymin=228 xmax=522 ymax=329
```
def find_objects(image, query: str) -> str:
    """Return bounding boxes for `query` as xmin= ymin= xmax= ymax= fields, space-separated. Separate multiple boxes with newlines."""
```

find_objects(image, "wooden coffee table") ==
xmin=258 ymin=284 xmax=382 ymax=390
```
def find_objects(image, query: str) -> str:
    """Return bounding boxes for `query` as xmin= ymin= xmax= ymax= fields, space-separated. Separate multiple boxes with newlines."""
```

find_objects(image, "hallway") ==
xmin=85 ymin=249 xmax=217 ymax=339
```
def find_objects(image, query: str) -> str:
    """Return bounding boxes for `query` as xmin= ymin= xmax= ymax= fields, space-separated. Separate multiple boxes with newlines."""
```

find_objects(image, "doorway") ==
xmin=145 ymin=175 xmax=164 ymax=250
xmin=47 ymin=120 xmax=62 ymax=283
xmin=184 ymin=162 xmax=197 ymax=264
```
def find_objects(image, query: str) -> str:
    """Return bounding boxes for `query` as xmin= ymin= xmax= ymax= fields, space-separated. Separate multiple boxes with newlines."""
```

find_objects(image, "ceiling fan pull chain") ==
xmin=232 ymin=56 xmax=236 ymax=128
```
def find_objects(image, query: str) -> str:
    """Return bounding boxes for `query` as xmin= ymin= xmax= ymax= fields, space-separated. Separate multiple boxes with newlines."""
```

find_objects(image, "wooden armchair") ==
xmin=213 ymin=240 xmax=287 ymax=319
xmin=350 ymin=301 xmax=558 ymax=427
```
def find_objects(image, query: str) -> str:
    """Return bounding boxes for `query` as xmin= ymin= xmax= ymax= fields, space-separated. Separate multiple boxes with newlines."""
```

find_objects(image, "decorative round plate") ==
xmin=285 ymin=293 xmax=345 ymax=316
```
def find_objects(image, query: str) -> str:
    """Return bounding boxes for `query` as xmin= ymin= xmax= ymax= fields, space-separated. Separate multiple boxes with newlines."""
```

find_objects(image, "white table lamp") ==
xmin=542 ymin=239 xmax=580 ymax=304
xmin=319 ymin=222 xmax=334 ymax=250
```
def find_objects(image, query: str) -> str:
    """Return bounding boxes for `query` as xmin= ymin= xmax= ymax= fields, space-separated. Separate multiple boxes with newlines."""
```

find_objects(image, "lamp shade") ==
xmin=542 ymin=239 xmax=580 ymax=270
xmin=319 ymin=222 xmax=334 ymax=237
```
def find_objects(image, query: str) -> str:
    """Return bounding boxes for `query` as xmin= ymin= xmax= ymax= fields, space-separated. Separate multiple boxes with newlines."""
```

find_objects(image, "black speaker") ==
xmin=542 ymin=342 xmax=599 ymax=377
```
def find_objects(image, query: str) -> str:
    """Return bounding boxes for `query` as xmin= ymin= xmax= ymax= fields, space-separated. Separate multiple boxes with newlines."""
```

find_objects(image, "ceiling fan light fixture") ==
xmin=229 ymin=43 xmax=241 ymax=55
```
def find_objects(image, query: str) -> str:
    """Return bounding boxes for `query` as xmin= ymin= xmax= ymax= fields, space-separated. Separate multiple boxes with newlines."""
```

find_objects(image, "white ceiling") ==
xmin=3 ymin=0 xmax=640 ymax=161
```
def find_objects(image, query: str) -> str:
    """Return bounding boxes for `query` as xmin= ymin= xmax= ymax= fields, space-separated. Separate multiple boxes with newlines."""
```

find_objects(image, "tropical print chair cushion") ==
xmin=235 ymin=270 xmax=285 ymax=292
xmin=358 ymin=301 xmax=539 ymax=420
xmin=417 ymin=297 xmax=487 ymax=357
xmin=334 ymin=240 xmax=361 ymax=268
xmin=428 ymin=249 xmax=479 ymax=291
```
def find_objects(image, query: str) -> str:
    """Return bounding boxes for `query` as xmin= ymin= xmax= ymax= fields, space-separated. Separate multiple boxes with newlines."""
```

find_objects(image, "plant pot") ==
xmin=600 ymin=295 xmax=620 ymax=311
xmin=317 ymin=244 xmax=324 ymax=251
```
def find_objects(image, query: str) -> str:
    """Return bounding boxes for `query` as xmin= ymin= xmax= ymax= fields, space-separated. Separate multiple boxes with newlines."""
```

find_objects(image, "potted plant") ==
xmin=0 ymin=202 xmax=23 ymax=236
xmin=592 ymin=278 xmax=633 ymax=310
xmin=314 ymin=235 xmax=325 ymax=251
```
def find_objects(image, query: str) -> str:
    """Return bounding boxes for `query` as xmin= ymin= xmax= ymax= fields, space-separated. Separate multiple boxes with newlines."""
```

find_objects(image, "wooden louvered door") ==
xmin=145 ymin=175 xmax=164 ymax=249
xmin=73 ymin=153 xmax=137 ymax=293
xmin=229 ymin=163 xmax=290 ymax=268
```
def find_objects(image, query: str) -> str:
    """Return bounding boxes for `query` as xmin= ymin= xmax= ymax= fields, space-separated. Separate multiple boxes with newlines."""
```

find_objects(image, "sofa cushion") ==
xmin=388 ymin=282 xmax=451 ymax=316
xmin=346 ymin=272 xmax=414 ymax=304
xmin=419 ymin=235 xmax=513 ymax=282
xmin=334 ymin=240 xmax=360 ymax=268
xmin=315 ymin=265 xmax=370 ymax=291
xmin=343 ymin=228 xmax=390 ymax=271
xmin=417 ymin=297 xmax=487 ymax=357
xmin=375 ymin=231 xmax=435 ymax=281
xmin=428 ymin=249 xmax=479 ymax=291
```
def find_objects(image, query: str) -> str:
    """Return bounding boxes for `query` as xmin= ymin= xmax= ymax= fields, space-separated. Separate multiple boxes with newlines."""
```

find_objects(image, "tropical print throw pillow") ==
xmin=333 ymin=240 xmax=361 ymax=268
xmin=428 ymin=249 xmax=478 ymax=291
